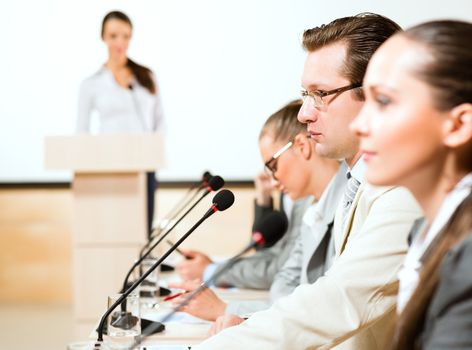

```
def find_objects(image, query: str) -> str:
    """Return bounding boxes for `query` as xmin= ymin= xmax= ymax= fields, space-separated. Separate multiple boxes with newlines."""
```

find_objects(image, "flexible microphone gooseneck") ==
xmin=164 ymin=171 xmax=213 ymax=221
xmin=107 ymin=179 xmax=224 ymax=336
xmin=96 ymin=189 xmax=235 ymax=345
xmin=123 ymin=175 xmax=225 ymax=293
xmin=128 ymin=83 xmax=147 ymax=132
xmin=138 ymin=172 xmax=217 ymax=258
xmin=130 ymin=211 xmax=288 ymax=348
xmin=146 ymin=171 xmax=213 ymax=243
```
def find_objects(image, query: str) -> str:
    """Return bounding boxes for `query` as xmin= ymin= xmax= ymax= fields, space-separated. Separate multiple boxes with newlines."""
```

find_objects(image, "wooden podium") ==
xmin=44 ymin=133 xmax=165 ymax=338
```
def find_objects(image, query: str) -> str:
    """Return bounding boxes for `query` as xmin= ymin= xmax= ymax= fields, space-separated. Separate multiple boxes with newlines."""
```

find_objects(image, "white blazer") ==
xmin=195 ymin=184 xmax=422 ymax=350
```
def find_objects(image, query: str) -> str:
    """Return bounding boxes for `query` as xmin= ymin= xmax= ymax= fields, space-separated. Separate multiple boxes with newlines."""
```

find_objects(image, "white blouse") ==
xmin=397 ymin=172 xmax=472 ymax=312
xmin=76 ymin=66 xmax=165 ymax=133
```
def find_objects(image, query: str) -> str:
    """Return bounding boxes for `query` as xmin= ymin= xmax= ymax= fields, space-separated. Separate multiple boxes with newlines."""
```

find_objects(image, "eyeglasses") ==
xmin=264 ymin=140 xmax=293 ymax=180
xmin=301 ymin=82 xmax=362 ymax=110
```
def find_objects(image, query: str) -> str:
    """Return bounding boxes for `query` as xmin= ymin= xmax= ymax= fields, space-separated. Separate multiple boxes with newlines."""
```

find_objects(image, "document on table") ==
xmin=141 ymin=308 xmax=211 ymax=325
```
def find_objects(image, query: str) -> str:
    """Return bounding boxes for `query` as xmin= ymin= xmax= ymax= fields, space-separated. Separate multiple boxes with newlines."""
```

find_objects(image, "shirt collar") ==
xmin=423 ymin=172 xmax=472 ymax=246
xmin=344 ymin=157 xmax=367 ymax=184
xmin=302 ymin=203 xmax=318 ymax=228
xmin=305 ymin=162 xmax=348 ymax=227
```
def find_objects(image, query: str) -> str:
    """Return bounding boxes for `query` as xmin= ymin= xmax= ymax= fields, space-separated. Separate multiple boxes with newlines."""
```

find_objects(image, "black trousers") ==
xmin=146 ymin=172 xmax=157 ymax=240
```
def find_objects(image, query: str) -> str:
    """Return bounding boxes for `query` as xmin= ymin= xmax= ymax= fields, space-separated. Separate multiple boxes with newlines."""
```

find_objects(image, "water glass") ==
xmin=106 ymin=293 xmax=140 ymax=348
xmin=139 ymin=258 xmax=159 ymax=308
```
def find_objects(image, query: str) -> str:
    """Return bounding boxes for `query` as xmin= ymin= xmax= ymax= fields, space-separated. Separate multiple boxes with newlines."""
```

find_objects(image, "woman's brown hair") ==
xmin=392 ymin=193 xmax=472 ymax=349
xmin=402 ymin=20 xmax=472 ymax=111
xmin=259 ymin=100 xmax=305 ymax=143
xmin=390 ymin=20 xmax=472 ymax=349
xmin=101 ymin=11 xmax=157 ymax=95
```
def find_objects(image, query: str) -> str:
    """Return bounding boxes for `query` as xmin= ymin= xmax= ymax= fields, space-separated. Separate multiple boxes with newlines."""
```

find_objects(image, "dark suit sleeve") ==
xmin=423 ymin=234 xmax=472 ymax=350
xmin=212 ymin=196 xmax=309 ymax=289
xmin=252 ymin=198 xmax=275 ymax=233
xmin=210 ymin=197 xmax=277 ymax=289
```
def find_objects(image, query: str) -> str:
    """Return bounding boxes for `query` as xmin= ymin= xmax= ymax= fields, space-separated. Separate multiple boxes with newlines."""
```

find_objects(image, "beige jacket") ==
xmin=195 ymin=184 xmax=422 ymax=350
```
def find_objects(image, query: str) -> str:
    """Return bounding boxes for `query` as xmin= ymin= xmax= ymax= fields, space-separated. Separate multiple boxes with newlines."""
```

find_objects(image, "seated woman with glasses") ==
xmin=174 ymin=101 xmax=316 ymax=289
xmin=169 ymin=100 xmax=345 ymax=328
xmin=351 ymin=20 xmax=472 ymax=349
xmin=174 ymin=169 xmax=301 ymax=284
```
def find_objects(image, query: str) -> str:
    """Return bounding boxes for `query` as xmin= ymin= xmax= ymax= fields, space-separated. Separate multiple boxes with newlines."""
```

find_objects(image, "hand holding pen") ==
xmin=173 ymin=246 xmax=213 ymax=282
xmin=167 ymin=279 xmax=227 ymax=321
xmin=164 ymin=279 xmax=200 ymax=302
xmin=163 ymin=290 xmax=189 ymax=301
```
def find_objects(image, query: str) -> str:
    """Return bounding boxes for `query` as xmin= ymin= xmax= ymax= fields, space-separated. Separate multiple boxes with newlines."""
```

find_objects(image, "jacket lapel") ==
xmin=335 ymin=182 xmax=365 ymax=255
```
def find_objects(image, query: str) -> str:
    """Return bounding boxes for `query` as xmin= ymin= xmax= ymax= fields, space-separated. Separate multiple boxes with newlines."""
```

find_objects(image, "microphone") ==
xmin=147 ymin=171 xmax=213 ymax=243
xmin=95 ymin=189 xmax=235 ymax=345
xmin=131 ymin=211 xmax=288 ymax=346
xmin=112 ymin=175 xmax=224 ymax=336
xmin=127 ymin=82 xmax=148 ymax=132
xmin=251 ymin=211 xmax=288 ymax=248
xmin=124 ymin=175 xmax=225 ymax=293
xmin=139 ymin=172 xmax=217 ymax=258
xmin=163 ymin=171 xmax=213 ymax=221
xmin=144 ymin=172 xmax=212 ymax=281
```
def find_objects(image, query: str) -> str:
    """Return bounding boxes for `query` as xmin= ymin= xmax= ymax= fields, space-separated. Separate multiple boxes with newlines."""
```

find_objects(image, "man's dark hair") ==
xmin=302 ymin=13 xmax=402 ymax=100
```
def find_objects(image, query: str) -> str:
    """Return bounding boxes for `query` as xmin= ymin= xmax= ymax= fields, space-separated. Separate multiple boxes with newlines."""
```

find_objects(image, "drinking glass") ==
xmin=106 ymin=293 xmax=140 ymax=349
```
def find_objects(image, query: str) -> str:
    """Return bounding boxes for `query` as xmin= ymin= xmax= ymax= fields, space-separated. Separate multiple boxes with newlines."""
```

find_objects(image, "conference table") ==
xmin=141 ymin=286 xmax=270 ymax=347
xmin=89 ymin=271 xmax=270 ymax=348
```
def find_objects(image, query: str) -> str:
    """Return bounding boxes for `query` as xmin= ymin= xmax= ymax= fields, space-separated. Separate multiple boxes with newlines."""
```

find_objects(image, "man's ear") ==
xmin=293 ymin=133 xmax=312 ymax=160
xmin=443 ymin=103 xmax=472 ymax=148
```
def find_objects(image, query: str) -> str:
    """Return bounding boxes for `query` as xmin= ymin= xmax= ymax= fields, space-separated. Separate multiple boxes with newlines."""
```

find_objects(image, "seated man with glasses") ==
xmin=195 ymin=13 xmax=422 ymax=350
xmin=169 ymin=100 xmax=342 ymax=323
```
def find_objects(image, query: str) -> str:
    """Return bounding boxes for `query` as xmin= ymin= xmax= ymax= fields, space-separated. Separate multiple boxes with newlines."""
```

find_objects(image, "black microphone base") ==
xmin=159 ymin=286 xmax=172 ymax=296
xmin=98 ymin=317 xmax=165 ymax=335
xmin=141 ymin=318 xmax=166 ymax=334
xmin=160 ymin=263 xmax=175 ymax=272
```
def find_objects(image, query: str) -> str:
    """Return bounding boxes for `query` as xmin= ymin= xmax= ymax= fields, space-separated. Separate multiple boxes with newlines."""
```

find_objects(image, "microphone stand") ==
xmin=96 ymin=205 xmax=222 ymax=345
xmin=122 ymin=190 xmax=211 ymax=293
xmin=142 ymin=185 xmax=204 ymax=249
xmin=159 ymin=172 xmax=212 ymax=234
xmin=126 ymin=211 xmax=287 ymax=349
xmin=128 ymin=243 xmax=257 ymax=349
xmin=139 ymin=174 xmax=218 ymax=257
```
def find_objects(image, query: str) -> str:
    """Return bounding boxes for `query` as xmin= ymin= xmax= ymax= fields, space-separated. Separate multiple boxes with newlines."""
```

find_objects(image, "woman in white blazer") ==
xmin=352 ymin=19 xmax=472 ymax=349
xmin=77 ymin=11 xmax=164 ymax=237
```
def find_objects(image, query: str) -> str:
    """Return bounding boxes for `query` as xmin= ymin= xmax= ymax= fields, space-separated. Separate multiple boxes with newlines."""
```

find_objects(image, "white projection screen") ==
xmin=0 ymin=0 xmax=471 ymax=182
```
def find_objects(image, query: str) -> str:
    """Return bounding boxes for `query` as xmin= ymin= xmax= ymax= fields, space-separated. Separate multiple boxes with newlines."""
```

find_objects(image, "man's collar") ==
xmin=344 ymin=157 xmax=366 ymax=184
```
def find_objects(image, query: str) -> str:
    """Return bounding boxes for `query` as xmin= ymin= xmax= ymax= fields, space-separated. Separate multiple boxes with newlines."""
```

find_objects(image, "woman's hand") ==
xmin=168 ymin=281 xmax=227 ymax=321
xmin=255 ymin=171 xmax=273 ymax=206
xmin=175 ymin=249 xmax=212 ymax=281
xmin=208 ymin=314 xmax=245 ymax=336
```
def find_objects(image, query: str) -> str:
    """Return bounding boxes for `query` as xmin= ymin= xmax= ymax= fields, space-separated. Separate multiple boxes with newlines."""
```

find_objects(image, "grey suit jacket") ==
xmin=420 ymin=232 xmax=472 ymax=349
xmin=213 ymin=196 xmax=313 ymax=290
xmin=225 ymin=166 xmax=346 ymax=316
xmin=270 ymin=163 xmax=347 ymax=300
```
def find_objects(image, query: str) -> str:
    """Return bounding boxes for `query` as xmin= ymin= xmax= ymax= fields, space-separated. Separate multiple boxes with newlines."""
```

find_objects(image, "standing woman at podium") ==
xmin=76 ymin=10 xmax=165 ymax=238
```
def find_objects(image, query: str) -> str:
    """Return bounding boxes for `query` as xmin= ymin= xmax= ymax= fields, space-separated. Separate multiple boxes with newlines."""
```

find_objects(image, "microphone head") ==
xmin=212 ymin=189 xmax=235 ymax=211
xmin=252 ymin=211 xmax=288 ymax=248
xmin=207 ymin=175 xmax=225 ymax=191
xmin=202 ymin=171 xmax=213 ymax=184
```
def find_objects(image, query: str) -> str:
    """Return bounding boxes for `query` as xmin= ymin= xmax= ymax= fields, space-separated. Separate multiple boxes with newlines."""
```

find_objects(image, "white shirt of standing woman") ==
xmin=397 ymin=172 xmax=472 ymax=313
xmin=76 ymin=66 xmax=165 ymax=134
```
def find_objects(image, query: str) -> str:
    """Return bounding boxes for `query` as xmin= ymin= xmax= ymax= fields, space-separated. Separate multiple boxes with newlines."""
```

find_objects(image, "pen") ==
xmin=163 ymin=291 xmax=187 ymax=301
